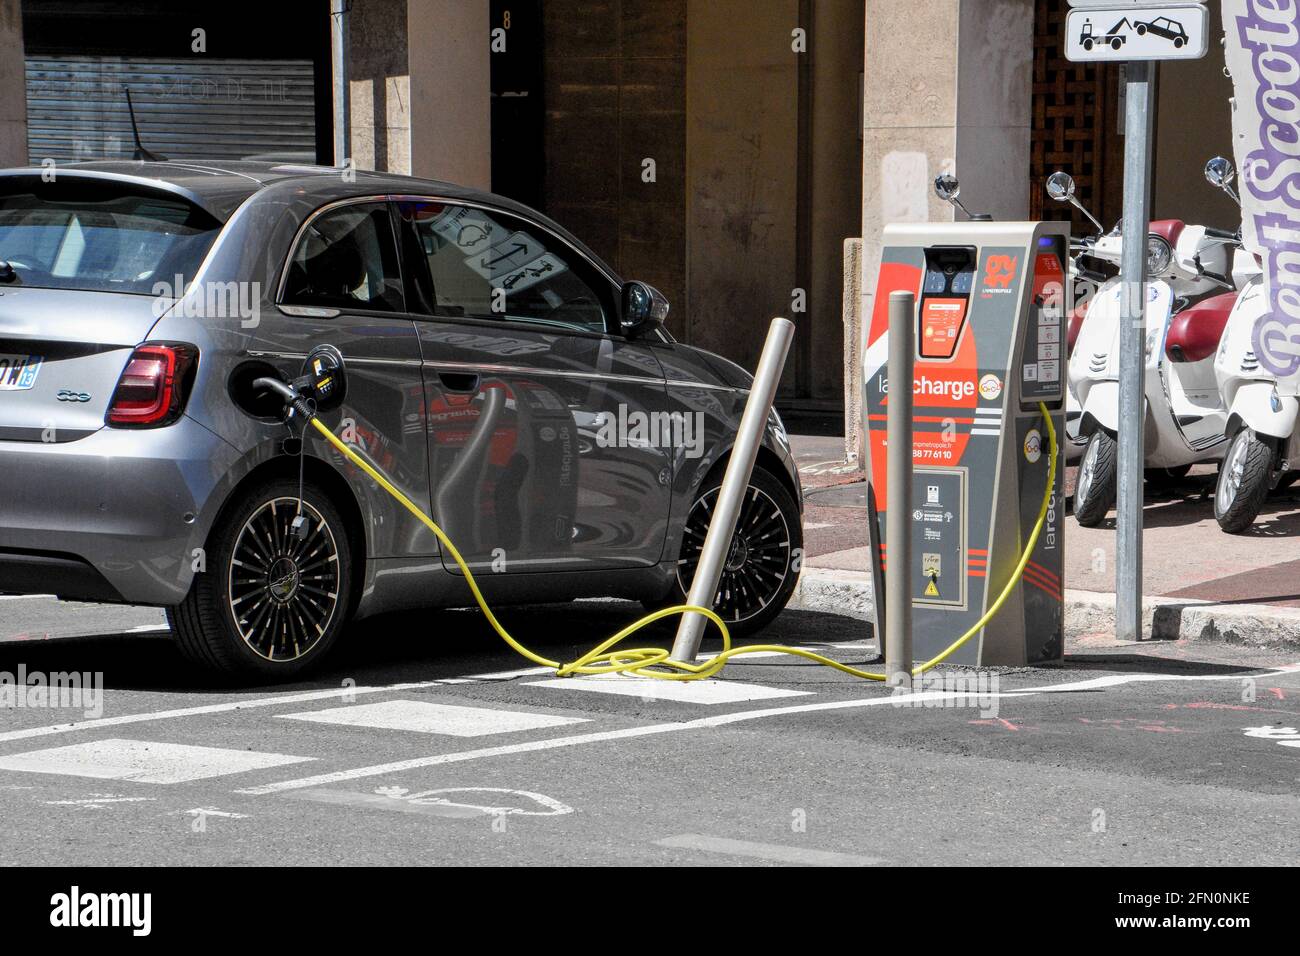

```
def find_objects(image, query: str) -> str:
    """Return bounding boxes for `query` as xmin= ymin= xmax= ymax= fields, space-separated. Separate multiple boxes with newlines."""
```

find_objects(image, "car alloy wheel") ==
xmin=677 ymin=482 xmax=793 ymax=625
xmin=227 ymin=496 xmax=341 ymax=662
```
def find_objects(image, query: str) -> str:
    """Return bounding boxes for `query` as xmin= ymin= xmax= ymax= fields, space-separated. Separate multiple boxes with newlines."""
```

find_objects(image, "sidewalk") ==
xmin=790 ymin=437 xmax=1300 ymax=650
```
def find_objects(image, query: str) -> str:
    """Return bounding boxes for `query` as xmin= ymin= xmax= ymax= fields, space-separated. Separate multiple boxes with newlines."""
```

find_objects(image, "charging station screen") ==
xmin=919 ymin=247 xmax=976 ymax=359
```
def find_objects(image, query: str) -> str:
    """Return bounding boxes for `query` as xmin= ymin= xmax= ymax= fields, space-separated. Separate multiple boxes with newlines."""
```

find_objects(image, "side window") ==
xmin=282 ymin=201 xmax=404 ymax=312
xmin=395 ymin=201 xmax=610 ymax=334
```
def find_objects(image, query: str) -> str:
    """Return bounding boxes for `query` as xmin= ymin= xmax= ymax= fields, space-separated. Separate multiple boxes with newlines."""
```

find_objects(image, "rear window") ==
xmin=0 ymin=182 xmax=222 ymax=296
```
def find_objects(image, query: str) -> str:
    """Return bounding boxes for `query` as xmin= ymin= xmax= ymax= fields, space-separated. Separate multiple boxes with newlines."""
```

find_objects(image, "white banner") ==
xmin=1222 ymin=0 xmax=1300 ymax=390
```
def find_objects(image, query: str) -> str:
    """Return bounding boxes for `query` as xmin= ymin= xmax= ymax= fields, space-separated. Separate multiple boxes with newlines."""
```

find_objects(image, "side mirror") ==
xmin=934 ymin=173 xmax=961 ymax=204
xmin=1205 ymin=156 xmax=1241 ymax=205
xmin=1046 ymin=168 xmax=1105 ymax=235
xmin=933 ymin=174 xmax=992 ymax=221
xmin=621 ymin=281 xmax=669 ymax=337
xmin=1046 ymin=171 xmax=1076 ymax=203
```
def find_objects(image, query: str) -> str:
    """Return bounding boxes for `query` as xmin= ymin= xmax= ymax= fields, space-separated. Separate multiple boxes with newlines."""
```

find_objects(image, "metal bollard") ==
xmin=670 ymin=317 xmax=796 ymax=665
xmin=885 ymin=290 xmax=914 ymax=690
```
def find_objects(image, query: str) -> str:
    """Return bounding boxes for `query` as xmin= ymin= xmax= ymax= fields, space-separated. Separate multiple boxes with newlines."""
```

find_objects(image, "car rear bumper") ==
xmin=0 ymin=416 xmax=241 ymax=606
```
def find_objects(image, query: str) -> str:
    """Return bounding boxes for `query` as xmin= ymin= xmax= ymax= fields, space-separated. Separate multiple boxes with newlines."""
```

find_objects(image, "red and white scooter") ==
xmin=1051 ymin=167 xmax=1254 ymax=526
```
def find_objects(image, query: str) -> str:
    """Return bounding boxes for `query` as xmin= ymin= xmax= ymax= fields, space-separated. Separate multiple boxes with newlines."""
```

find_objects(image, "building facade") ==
xmin=0 ymin=0 xmax=1243 ymax=425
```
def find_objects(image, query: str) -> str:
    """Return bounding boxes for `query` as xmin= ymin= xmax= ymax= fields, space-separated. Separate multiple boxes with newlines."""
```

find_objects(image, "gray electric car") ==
xmin=0 ymin=161 xmax=802 ymax=678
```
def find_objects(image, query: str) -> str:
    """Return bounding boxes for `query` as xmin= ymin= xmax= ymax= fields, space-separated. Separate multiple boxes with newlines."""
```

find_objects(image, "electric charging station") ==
xmin=864 ymin=221 xmax=1071 ymax=667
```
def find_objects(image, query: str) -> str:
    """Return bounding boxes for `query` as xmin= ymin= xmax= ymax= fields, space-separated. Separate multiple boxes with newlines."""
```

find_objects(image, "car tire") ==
xmin=653 ymin=466 xmax=803 ymax=638
xmin=1214 ymin=428 xmax=1274 ymax=534
xmin=1111 ymin=37 xmax=1123 ymax=50
xmin=1136 ymin=24 xmax=1148 ymax=36
xmin=1083 ymin=38 xmax=1094 ymax=51
xmin=169 ymin=478 xmax=354 ymax=680
xmin=1074 ymin=430 xmax=1118 ymax=527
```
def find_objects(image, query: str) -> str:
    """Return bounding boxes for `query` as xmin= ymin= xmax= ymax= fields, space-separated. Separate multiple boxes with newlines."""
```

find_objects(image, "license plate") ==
xmin=0 ymin=353 xmax=44 ymax=391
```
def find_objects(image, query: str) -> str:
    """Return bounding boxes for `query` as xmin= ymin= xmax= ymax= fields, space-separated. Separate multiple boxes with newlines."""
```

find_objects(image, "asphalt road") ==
xmin=0 ymin=597 xmax=1297 ymax=866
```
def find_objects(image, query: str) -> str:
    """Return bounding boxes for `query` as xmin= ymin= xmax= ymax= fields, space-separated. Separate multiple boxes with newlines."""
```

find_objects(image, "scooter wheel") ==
xmin=1074 ymin=431 xmax=1118 ymax=527
xmin=1214 ymin=428 xmax=1275 ymax=534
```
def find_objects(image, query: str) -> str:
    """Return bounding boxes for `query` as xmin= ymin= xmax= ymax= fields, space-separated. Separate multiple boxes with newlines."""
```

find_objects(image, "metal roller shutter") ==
xmin=25 ymin=56 xmax=317 ymax=164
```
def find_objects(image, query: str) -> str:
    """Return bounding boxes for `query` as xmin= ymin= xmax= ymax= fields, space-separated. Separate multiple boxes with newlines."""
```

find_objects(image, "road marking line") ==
xmin=236 ymin=724 xmax=687 ymax=795
xmin=1036 ymin=664 xmax=1300 ymax=694
xmin=234 ymin=689 xmax=1018 ymax=795
xmin=370 ymin=786 xmax=574 ymax=816
xmin=0 ymin=666 xmax=554 ymax=744
xmin=0 ymin=738 xmax=314 ymax=784
xmin=283 ymin=788 xmax=483 ymax=819
xmin=44 ymin=796 xmax=157 ymax=806
xmin=0 ymin=594 xmax=54 ymax=601
xmin=655 ymin=834 xmax=883 ymax=867
xmin=236 ymin=664 xmax=1300 ymax=796
xmin=526 ymin=674 xmax=810 ymax=705
xmin=278 ymin=699 xmax=588 ymax=737
xmin=178 ymin=807 xmax=250 ymax=820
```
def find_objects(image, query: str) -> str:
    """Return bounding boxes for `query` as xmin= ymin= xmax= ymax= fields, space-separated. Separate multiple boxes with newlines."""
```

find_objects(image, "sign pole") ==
xmin=1116 ymin=60 xmax=1156 ymax=642
xmin=1064 ymin=2 xmax=1206 ymax=641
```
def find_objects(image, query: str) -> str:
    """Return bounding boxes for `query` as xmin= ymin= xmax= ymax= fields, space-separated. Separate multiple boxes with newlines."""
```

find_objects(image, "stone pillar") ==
xmin=342 ymin=0 xmax=489 ymax=186
xmin=843 ymin=237 xmax=864 ymax=463
xmin=347 ymin=0 xmax=411 ymax=174
xmin=407 ymin=0 xmax=490 ymax=189
xmin=846 ymin=0 xmax=1032 ymax=466
xmin=686 ymin=0 xmax=800 ymax=382
xmin=0 ymin=0 xmax=28 ymax=168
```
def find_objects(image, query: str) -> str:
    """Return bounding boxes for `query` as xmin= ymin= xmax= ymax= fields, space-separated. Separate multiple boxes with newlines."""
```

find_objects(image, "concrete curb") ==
xmin=790 ymin=567 xmax=1300 ymax=651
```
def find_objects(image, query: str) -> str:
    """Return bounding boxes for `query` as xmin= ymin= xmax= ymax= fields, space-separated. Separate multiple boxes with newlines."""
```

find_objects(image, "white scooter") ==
xmin=1049 ymin=167 xmax=1252 ymax=527
xmin=1063 ymin=234 xmax=1118 ymax=463
xmin=1209 ymin=159 xmax=1300 ymax=532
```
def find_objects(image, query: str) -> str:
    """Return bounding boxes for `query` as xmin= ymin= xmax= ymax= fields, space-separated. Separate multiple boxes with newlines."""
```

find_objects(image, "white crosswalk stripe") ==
xmin=277 ymin=699 xmax=588 ymax=737
xmin=525 ymin=674 xmax=812 ymax=705
xmin=0 ymin=738 xmax=314 ymax=784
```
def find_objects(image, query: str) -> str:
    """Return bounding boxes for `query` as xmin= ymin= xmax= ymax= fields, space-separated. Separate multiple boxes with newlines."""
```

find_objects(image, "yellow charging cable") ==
xmin=306 ymin=402 xmax=1057 ymax=681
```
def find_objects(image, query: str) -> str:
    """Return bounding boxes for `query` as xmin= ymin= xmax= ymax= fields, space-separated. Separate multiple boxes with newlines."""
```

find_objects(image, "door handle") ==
xmin=438 ymin=371 xmax=481 ymax=393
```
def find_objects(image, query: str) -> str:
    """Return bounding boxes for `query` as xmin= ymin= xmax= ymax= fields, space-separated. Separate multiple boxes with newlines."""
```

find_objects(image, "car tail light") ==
xmin=107 ymin=343 xmax=197 ymax=428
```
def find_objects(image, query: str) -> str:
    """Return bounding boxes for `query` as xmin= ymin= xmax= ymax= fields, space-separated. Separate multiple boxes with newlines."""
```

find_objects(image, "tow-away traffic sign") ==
xmin=1066 ymin=3 xmax=1208 ymax=62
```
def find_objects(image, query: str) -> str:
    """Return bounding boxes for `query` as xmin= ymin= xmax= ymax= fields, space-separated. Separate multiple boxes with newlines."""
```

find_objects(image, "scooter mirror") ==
xmin=1047 ymin=170 xmax=1105 ymax=235
xmin=1046 ymin=171 xmax=1076 ymax=203
xmin=934 ymin=173 xmax=961 ymax=203
xmin=933 ymin=174 xmax=992 ymax=221
xmin=1205 ymin=156 xmax=1236 ymax=189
